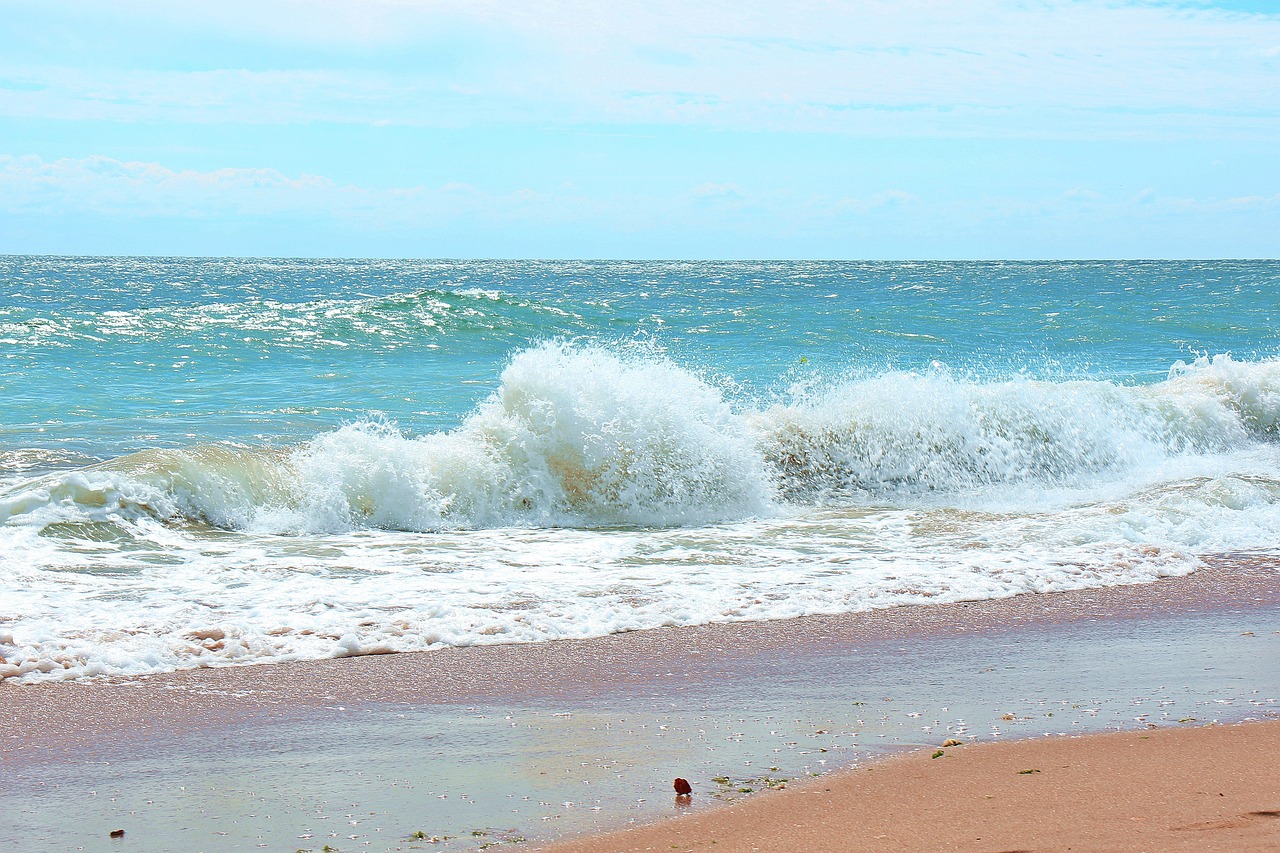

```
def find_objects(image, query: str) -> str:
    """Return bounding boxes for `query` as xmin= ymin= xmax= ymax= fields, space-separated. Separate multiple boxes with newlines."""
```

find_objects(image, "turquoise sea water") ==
xmin=2 ymin=257 xmax=1279 ymax=680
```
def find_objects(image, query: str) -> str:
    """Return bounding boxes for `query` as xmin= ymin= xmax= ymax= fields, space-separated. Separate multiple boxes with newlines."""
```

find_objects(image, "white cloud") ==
xmin=691 ymin=182 xmax=744 ymax=199
xmin=1 ymin=1 xmax=1278 ymax=139
xmin=1064 ymin=186 xmax=1104 ymax=201
xmin=0 ymin=154 xmax=609 ymax=228
xmin=0 ymin=153 xmax=914 ymax=232
xmin=1 ymin=152 xmax=1275 ymax=257
xmin=1222 ymin=192 xmax=1280 ymax=207
xmin=0 ymin=154 xmax=336 ymax=216
xmin=4 ymin=150 xmax=1271 ymax=219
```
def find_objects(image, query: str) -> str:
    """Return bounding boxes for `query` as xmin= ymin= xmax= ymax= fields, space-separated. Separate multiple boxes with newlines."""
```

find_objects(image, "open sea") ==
xmin=2 ymin=257 xmax=1279 ymax=682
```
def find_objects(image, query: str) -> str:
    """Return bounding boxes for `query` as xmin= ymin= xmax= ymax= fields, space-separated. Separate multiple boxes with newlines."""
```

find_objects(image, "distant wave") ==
xmin=3 ymin=345 xmax=1280 ymax=534
xmin=0 ymin=287 xmax=589 ymax=350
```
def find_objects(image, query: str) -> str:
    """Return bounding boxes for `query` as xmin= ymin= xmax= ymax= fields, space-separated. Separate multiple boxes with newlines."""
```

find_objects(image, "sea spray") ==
xmin=754 ymin=356 xmax=1280 ymax=503
xmin=1162 ymin=353 xmax=1280 ymax=436
xmin=0 ymin=343 xmax=771 ymax=534
xmin=280 ymin=343 xmax=772 ymax=530
xmin=6 ymin=348 xmax=1280 ymax=532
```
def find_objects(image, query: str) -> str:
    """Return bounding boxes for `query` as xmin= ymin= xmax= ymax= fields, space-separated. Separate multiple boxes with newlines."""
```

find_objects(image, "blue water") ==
xmin=5 ymin=258 xmax=1276 ymax=459
xmin=2 ymin=257 xmax=1279 ymax=681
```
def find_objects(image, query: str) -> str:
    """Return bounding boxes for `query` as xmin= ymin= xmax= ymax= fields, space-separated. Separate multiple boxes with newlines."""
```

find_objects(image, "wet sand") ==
xmin=2 ymin=556 xmax=1279 ymax=851
xmin=538 ymin=720 xmax=1280 ymax=853
xmin=6 ymin=554 xmax=1277 ymax=760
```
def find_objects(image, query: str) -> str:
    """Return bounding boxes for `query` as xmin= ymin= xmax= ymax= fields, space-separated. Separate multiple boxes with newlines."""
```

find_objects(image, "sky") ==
xmin=0 ymin=0 xmax=1277 ymax=259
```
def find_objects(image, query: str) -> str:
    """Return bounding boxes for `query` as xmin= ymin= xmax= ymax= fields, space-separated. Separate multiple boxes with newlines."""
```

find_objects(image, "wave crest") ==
xmin=4 ymin=349 xmax=1280 ymax=533
xmin=754 ymin=356 xmax=1275 ymax=500
xmin=282 ymin=343 xmax=771 ymax=530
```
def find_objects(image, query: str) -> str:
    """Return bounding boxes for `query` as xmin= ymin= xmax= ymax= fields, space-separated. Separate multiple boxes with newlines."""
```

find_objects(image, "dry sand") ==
xmin=539 ymin=721 xmax=1280 ymax=853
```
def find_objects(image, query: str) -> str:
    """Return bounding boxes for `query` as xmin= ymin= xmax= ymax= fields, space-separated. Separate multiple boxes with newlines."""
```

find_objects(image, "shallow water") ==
xmin=1 ymin=605 xmax=1277 ymax=852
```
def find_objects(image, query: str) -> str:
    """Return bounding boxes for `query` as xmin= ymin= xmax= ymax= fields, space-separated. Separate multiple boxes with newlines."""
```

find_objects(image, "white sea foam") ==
xmin=3 ymin=348 xmax=1280 ymax=682
xmin=1 ymin=344 xmax=771 ymax=533
xmin=754 ymin=354 xmax=1274 ymax=505
xmin=279 ymin=341 xmax=771 ymax=531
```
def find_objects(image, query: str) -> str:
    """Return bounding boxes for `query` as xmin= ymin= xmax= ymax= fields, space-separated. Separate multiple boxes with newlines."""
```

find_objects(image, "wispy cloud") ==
xmin=1 ymin=149 xmax=1275 ymax=257
xmin=0 ymin=154 xmax=606 ymax=228
xmin=0 ymin=154 xmax=334 ymax=216
xmin=2 ymin=0 xmax=1277 ymax=139
xmin=4 ymin=152 xmax=1272 ymax=233
xmin=2 ymin=1 xmax=1276 ymax=258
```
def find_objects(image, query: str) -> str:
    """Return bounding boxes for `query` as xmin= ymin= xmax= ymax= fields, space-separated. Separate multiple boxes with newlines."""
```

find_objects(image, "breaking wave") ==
xmin=3 ymin=346 xmax=1279 ymax=534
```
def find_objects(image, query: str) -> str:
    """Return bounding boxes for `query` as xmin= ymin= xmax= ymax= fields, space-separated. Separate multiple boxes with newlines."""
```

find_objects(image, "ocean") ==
xmin=2 ymin=257 xmax=1279 ymax=682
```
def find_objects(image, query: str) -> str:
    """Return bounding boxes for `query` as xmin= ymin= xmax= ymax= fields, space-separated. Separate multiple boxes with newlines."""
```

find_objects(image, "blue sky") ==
xmin=0 ymin=0 xmax=1277 ymax=258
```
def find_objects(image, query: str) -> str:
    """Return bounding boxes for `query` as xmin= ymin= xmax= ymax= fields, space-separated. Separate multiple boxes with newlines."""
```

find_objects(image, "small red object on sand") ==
xmin=674 ymin=777 xmax=693 ymax=795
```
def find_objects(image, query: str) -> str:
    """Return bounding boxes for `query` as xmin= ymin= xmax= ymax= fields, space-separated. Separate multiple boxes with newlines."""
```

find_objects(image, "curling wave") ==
xmin=3 ymin=348 xmax=1279 ymax=534
xmin=1 ymin=342 xmax=771 ymax=532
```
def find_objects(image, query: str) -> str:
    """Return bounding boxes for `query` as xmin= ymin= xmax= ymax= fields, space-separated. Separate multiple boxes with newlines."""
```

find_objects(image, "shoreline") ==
xmin=2 ymin=559 xmax=1278 ymax=852
xmin=536 ymin=720 xmax=1280 ymax=853
xmin=5 ymin=554 xmax=1277 ymax=762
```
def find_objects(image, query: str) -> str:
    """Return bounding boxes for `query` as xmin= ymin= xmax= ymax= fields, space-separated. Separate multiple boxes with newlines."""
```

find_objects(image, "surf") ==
xmin=4 ymin=348 xmax=1280 ymax=534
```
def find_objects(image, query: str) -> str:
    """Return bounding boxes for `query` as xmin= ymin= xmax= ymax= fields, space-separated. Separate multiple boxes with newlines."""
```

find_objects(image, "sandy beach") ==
xmin=3 ymin=558 xmax=1279 ymax=852
xmin=539 ymin=720 xmax=1280 ymax=853
xmin=6 ymin=3 xmax=1280 ymax=849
